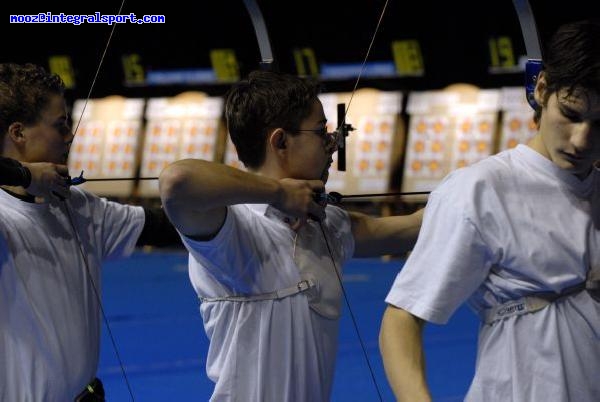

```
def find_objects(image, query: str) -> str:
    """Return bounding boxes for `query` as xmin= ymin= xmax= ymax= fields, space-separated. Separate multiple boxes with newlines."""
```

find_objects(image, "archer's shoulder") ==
xmin=67 ymin=186 xmax=115 ymax=210
xmin=68 ymin=186 xmax=98 ymax=202
xmin=435 ymin=148 xmax=517 ymax=196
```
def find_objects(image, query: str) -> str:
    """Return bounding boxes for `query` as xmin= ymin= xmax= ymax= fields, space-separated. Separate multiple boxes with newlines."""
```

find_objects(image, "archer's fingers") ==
xmin=308 ymin=180 xmax=325 ymax=194
xmin=54 ymin=164 xmax=69 ymax=177
xmin=51 ymin=175 xmax=71 ymax=199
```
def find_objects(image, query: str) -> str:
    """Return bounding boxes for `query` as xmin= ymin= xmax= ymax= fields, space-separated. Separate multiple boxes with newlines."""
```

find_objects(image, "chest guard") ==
xmin=294 ymin=220 xmax=344 ymax=320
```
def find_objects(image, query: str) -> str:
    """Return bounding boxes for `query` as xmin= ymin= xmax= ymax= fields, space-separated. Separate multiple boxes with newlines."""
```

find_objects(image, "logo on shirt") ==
xmin=496 ymin=302 xmax=525 ymax=317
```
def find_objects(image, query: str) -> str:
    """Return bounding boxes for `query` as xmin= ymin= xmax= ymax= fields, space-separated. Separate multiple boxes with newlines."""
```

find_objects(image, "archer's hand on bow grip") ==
xmin=276 ymin=178 xmax=326 ymax=222
xmin=53 ymin=171 xmax=86 ymax=200
xmin=20 ymin=162 xmax=71 ymax=201
xmin=313 ymin=191 xmax=342 ymax=205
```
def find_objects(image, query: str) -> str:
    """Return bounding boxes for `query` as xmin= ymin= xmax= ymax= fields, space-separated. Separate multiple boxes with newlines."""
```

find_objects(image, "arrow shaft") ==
xmin=82 ymin=177 xmax=158 ymax=182
xmin=341 ymin=191 xmax=430 ymax=199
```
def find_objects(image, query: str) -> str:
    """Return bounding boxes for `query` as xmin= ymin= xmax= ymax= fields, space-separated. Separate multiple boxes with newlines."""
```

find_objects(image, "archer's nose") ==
xmin=326 ymin=131 xmax=338 ymax=155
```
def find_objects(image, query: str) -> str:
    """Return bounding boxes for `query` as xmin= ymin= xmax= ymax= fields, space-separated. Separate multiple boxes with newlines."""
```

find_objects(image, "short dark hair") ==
xmin=224 ymin=70 xmax=321 ymax=169
xmin=535 ymin=19 xmax=600 ymax=122
xmin=0 ymin=63 xmax=65 ymax=140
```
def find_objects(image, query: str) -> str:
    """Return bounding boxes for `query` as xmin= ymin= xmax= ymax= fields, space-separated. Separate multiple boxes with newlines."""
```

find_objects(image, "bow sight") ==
xmin=334 ymin=103 xmax=355 ymax=171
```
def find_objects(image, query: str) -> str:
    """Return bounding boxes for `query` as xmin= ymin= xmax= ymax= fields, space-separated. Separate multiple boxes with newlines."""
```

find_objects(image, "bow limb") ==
xmin=242 ymin=0 xmax=275 ymax=71
xmin=511 ymin=0 xmax=543 ymax=110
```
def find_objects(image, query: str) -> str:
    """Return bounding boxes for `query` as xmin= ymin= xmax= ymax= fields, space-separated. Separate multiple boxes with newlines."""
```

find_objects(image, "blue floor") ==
xmin=99 ymin=250 xmax=479 ymax=401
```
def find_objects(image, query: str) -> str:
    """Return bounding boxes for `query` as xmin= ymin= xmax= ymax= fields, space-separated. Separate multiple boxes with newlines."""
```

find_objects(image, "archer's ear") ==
xmin=7 ymin=122 xmax=26 ymax=144
xmin=268 ymin=128 xmax=287 ymax=151
xmin=533 ymin=71 xmax=547 ymax=107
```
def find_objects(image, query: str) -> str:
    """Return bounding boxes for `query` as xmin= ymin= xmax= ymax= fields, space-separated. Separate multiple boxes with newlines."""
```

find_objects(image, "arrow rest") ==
xmin=67 ymin=171 xmax=86 ymax=186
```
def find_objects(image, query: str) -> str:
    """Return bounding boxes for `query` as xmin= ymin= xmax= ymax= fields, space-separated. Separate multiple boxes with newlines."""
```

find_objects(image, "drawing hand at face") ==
xmin=274 ymin=178 xmax=326 ymax=228
xmin=22 ymin=162 xmax=70 ymax=200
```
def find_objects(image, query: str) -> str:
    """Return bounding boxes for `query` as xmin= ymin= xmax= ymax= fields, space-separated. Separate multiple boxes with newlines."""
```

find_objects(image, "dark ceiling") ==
xmin=3 ymin=0 xmax=597 ymax=100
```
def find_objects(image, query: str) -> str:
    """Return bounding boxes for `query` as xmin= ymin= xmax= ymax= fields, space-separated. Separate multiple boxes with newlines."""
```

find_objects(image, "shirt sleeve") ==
xmin=385 ymin=173 xmax=495 ymax=324
xmin=100 ymin=200 xmax=145 ymax=260
xmin=179 ymin=206 xmax=264 ymax=291
xmin=72 ymin=188 xmax=145 ymax=260
xmin=324 ymin=205 xmax=355 ymax=263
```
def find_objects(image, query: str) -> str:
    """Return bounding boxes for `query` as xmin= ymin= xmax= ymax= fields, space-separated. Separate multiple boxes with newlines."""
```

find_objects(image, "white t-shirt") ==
xmin=0 ymin=186 xmax=145 ymax=401
xmin=182 ymin=203 xmax=354 ymax=402
xmin=386 ymin=145 xmax=600 ymax=401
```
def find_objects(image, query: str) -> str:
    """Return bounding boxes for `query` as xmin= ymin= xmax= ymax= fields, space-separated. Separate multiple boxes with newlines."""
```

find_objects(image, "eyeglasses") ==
xmin=294 ymin=127 xmax=328 ymax=137
xmin=291 ymin=127 xmax=338 ymax=144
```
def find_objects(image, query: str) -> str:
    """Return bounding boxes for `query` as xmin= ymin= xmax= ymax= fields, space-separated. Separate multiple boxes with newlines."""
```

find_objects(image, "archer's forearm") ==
xmin=159 ymin=159 xmax=282 ymax=213
xmin=0 ymin=156 xmax=30 ymax=187
xmin=379 ymin=305 xmax=432 ymax=402
xmin=351 ymin=208 xmax=423 ymax=257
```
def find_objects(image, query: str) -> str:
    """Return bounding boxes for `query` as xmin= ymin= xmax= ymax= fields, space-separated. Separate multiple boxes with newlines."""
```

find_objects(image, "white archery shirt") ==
xmin=386 ymin=144 xmax=600 ymax=402
xmin=183 ymin=203 xmax=354 ymax=402
xmin=0 ymin=187 xmax=145 ymax=401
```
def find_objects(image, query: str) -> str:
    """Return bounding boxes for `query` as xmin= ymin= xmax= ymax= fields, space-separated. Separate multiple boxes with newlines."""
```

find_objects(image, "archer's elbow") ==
xmin=158 ymin=160 xmax=194 ymax=211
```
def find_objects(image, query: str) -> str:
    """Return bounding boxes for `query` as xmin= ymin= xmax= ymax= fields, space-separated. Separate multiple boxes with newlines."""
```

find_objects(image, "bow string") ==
xmin=63 ymin=0 xmax=137 ymax=400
